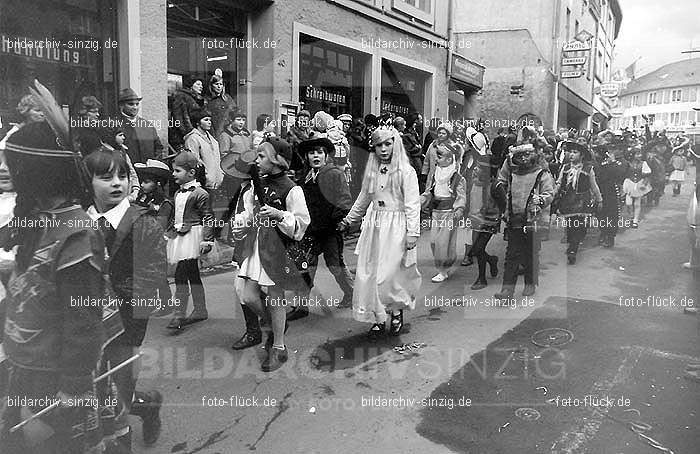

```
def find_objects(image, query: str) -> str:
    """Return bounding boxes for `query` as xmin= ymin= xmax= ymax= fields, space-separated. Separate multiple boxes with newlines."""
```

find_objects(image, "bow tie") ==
xmin=179 ymin=186 xmax=196 ymax=193
xmin=380 ymin=166 xmax=388 ymax=174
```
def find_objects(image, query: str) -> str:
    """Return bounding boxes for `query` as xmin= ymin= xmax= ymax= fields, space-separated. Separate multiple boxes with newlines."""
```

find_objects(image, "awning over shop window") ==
xmin=558 ymin=83 xmax=594 ymax=116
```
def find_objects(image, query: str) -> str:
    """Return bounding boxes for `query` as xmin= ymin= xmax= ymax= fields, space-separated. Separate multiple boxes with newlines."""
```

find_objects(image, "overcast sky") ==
xmin=613 ymin=0 xmax=700 ymax=77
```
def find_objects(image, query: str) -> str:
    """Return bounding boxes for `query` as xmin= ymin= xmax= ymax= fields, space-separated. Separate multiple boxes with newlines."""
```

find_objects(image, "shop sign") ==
xmin=1 ymin=34 xmax=83 ymax=66
xmin=561 ymin=70 xmax=583 ymax=78
xmin=381 ymin=101 xmax=409 ymax=116
xmin=563 ymin=40 xmax=591 ymax=52
xmin=562 ymin=57 xmax=587 ymax=66
xmin=600 ymin=83 xmax=619 ymax=98
xmin=450 ymin=54 xmax=484 ymax=88
xmin=303 ymin=86 xmax=346 ymax=105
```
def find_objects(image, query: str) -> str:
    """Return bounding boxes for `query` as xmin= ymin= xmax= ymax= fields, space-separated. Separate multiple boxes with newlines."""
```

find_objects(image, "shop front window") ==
xmin=298 ymin=33 xmax=368 ymax=118
xmin=0 ymin=0 xmax=118 ymax=122
xmin=381 ymin=59 xmax=425 ymax=119
xmin=166 ymin=2 xmax=244 ymax=104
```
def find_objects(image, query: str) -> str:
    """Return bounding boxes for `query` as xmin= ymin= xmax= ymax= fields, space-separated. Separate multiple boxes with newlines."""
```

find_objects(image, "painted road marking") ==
xmin=551 ymin=346 xmax=699 ymax=453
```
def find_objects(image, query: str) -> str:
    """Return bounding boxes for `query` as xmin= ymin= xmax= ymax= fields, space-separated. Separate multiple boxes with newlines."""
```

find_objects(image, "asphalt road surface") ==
xmin=133 ymin=175 xmax=699 ymax=454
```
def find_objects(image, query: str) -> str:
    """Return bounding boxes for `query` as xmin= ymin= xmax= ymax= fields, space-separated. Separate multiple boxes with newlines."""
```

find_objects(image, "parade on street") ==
xmin=0 ymin=0 xmax=698 ymax=453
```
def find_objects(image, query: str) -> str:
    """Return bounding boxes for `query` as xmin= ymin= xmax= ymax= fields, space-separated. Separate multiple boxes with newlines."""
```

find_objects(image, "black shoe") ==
xmin=522 ymin=284 xmax=536 ymax=297
xmin=132 ymin=391 xmax=162 ymax=446
xmin=494 ymin=288 xmax=514 ymax=300
xmin=367 ymin=323 xmax=386 ymax=342
xmin=337 ymin=295 xmax=353 ymax=308
xmin=166 ymin=316 xmax=184 ymax=330
xmin=261 ymin=346 xmax=288 ymax=372
xmin=389 ymin=310 xmax=404 ymax=336
xmin=264 ymin=323 xmax=290 ymax=350
xmin=471 ymin=279 xmax=488 ymax=290
xmin=231 ymin=331 xmax=262 ymax=350
xmin=487 ymin=255 xmax=499 ymax=277
xmin=286 ymin=306 xmax=309 ymax=321
xmin=104 ymin=429 xmax=133 ymax=454
xmin=182 ymin=310 xmax=208 ymax=326
xmin=602 ymin=235 xmax=614 ymax=248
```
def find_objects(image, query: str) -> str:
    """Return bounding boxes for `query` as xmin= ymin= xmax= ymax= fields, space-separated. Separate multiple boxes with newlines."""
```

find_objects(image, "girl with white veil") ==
xmin=338 ymin=127 xmax=421 ymax=339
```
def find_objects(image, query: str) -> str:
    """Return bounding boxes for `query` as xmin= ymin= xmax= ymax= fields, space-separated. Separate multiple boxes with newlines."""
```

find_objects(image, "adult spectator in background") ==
xmin=218 ymin=110 xmax=251 ymax=199
xmin=337 ymin=113 xmax=353 ymax=134
xmin=71 ymin=95 xmax=104 ymax=154
xmin=172 ymin=77 xmax=207 ymax=146
xmin=490 ymin=127 xmax=509 ymax=178
xmin=395 ymin=116 xmax=422 ymax=177
xmin=309 ymin=110 xmax=334 ymax=140
xmin=206 ymin=74 xmax=236 ymax=139
xmin=348 ymin=116 xmax=369 ymax=198
xmin=117 ymin=88 xmax=165 ymax=162
xmin=184 ymin=109 xmax=223 ymax=191
xmin=218 ymin=110 xmax=251 ymax=158
xmin=420 ymin=118 xmax=441 ymax=192
xmin=252 ymin=113 xmax=276 ymax=148
xmin=0 ymin=95 xmax=45 ymax=154
xmin=286 ymin=110 xmax=311 ymax=182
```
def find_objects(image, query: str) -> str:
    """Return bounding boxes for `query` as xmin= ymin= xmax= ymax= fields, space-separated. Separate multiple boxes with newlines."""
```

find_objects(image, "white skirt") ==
xmin=670 ymin=169 xmax=685 ymax=182
xmin=167 ymin=225 xmax=203 ymax=264
xmin=237 ymin=235 xmax=276 ymax=287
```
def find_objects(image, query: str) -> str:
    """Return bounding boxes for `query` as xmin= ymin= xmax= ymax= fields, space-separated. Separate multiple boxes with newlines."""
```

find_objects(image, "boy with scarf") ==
xmin=495 ymin=138 xmax=554 ymax=298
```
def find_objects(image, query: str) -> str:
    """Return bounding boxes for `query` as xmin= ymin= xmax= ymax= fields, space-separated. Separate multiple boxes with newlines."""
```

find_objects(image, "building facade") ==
xmin=1 ymin=0 xmax=486 ymax=147
xmin=453 ymin=0 xmax=621 ymax=135
xmin=0 ymin=0 xmax=167 ymax=142
xmin=165 ymin=0 xmax=484 ymax=135
xmin=610 ymin=58 xmax=700 ymax=143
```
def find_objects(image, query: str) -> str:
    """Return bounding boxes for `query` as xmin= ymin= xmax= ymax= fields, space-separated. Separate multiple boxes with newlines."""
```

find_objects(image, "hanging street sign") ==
xmin=563 ymin=40 xmax=592 ymax=52
xmin=562 ymin=56 xmax=587 ymax=66
xmin=561 ymin=70 xmax=584 ymax=78
xmin=600 ymin=83 xmax=620 ymax=97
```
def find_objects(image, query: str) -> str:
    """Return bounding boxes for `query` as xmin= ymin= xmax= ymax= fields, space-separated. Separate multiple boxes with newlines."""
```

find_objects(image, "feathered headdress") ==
xmin=4 ymin=79 xmax=93 ymax=208
xmin=27 ymin=79 xmax=71 ymax=150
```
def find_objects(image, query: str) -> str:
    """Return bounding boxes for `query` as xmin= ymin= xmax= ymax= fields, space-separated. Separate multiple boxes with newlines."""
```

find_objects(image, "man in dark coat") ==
xmin=117 ymin=88 xmax=165 ymax=163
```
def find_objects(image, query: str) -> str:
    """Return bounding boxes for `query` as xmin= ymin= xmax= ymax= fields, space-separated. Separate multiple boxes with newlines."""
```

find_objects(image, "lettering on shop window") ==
xmin=1 ymin=34 xmax=81 ymax=66
xmin=381 ymin=101 xmax=409 ymax=116
xmin=304 ymin=86 xmax=346 ymax=104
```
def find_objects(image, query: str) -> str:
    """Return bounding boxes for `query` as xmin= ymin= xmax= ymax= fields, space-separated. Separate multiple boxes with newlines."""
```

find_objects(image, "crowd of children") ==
xmin=0 ymin=82 xmax=696 ymax=453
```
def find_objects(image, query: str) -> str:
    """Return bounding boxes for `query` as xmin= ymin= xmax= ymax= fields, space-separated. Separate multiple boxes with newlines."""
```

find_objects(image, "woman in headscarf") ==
xmin=338 ymin=127 xmax=421 ymax=339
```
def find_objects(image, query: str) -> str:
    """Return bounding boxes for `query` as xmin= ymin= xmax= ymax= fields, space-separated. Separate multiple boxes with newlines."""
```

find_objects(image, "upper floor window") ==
xmin=392 ymin=0 xmax=433 ymax=24
xmin=670 ymin=112 xmax=680 ymax=125
xmin=648 ymin=92 xmax=658 ymax=104
xmin=671 ymin=89 xmax=682 ymax=102
xmin=631 ymin=95 xmax=639 ymax=107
